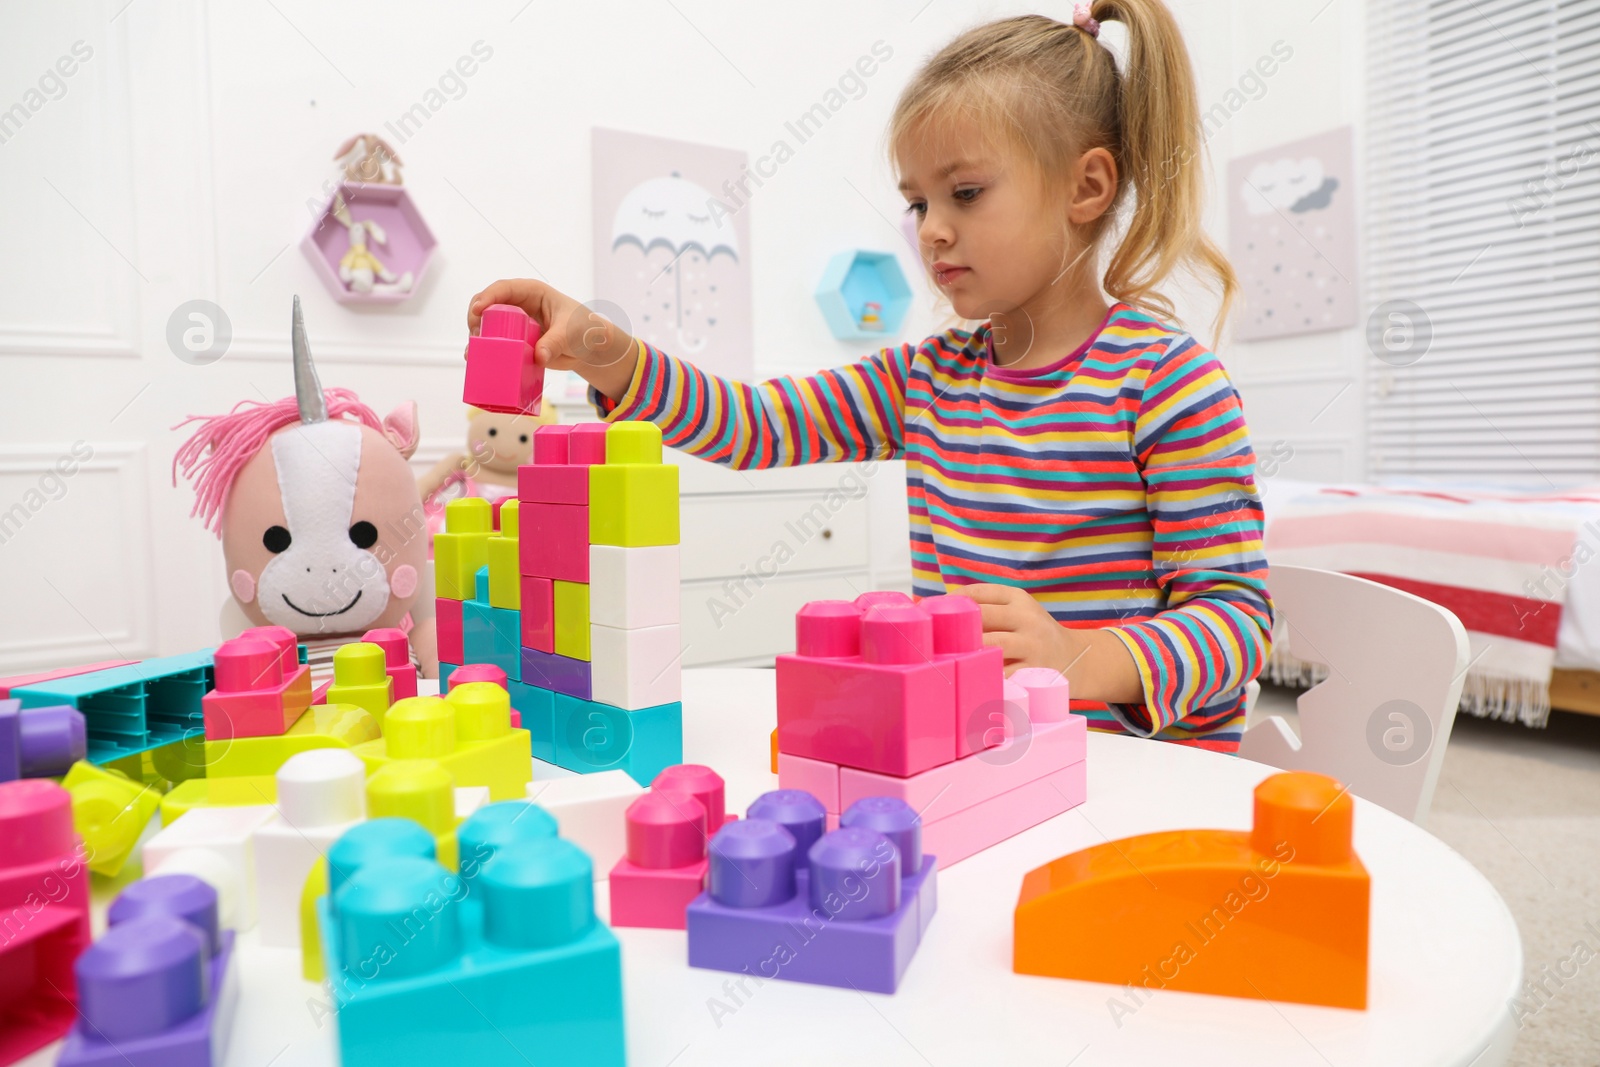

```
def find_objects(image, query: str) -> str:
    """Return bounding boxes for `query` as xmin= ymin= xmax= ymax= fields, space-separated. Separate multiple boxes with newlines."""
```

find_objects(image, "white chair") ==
xmin=1239 ymin=565 xmax=1469 ymax=825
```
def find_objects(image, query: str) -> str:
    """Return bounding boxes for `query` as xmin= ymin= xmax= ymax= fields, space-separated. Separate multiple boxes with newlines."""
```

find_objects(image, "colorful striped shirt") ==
xmin=592 ymin=303 xmax=1273 ymax=751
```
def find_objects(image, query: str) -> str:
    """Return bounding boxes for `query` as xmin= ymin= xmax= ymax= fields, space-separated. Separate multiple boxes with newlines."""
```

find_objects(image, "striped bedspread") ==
xmin=1264 ymin=483 xmax=1600 ymax=727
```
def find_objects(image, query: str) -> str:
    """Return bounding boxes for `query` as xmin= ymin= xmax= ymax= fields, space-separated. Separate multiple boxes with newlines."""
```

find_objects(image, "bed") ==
xmin=1258 ymin=478 xmax=1600 ymax=726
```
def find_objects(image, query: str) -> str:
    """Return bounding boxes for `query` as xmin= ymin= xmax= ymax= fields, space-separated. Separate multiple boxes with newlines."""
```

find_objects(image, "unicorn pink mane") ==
xmin=172 ymin=388 xmax=383 ymax=533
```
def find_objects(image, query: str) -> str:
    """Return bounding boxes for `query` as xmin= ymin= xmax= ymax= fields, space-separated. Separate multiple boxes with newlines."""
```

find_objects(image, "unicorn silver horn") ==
xmin=291 ymin=294 xmax=328 ymax=424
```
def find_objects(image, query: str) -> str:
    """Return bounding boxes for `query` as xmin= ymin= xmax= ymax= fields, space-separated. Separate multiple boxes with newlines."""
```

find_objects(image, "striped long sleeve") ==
xmin=591 ymin=305 xmax=1273 ymax=751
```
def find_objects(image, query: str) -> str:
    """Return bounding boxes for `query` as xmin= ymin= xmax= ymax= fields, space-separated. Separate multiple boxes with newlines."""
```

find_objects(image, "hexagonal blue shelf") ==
xmin=814 ymin=250 xmax=912 ymax=341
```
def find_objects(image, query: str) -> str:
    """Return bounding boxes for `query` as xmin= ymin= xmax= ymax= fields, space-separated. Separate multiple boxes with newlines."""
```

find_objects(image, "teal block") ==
xmin=508 ymin=682 xmax=555 ymax=763
xmin=462 ymin=600 xmax=521 ymax=683
xmin=318 ymin=807 xmax=625 ymax=1067
xmin=14 ymin=650 xmax=217 ymax=764
xmin=439 ymin=663 xmax=457 ymax=689
xmin=474 ymin=565 xmax=491 ymax=603
xmin=551 ymin=695 xmax=682 ymax=786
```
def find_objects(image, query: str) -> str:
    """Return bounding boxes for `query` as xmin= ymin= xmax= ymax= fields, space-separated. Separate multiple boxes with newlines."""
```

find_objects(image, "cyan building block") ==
xmin=551 ymin=696 xmax=682 ymax=786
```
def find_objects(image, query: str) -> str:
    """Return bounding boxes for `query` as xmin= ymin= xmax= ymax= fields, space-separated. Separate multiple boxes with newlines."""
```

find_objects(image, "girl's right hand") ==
xmin=466 ymin=279 xmax=639 ymax=398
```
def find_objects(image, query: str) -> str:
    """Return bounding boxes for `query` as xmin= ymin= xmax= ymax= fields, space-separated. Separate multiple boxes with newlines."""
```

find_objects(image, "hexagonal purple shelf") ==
xmin=301 ymin=182 xmax=436 ymax=305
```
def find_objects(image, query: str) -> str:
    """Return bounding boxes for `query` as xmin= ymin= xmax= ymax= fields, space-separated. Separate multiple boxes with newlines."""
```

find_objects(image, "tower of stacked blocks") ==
xmin=775 ymin=591 xmax=1087 ymax=864
xmin=435 ymin=417 xmax=683 ymax=786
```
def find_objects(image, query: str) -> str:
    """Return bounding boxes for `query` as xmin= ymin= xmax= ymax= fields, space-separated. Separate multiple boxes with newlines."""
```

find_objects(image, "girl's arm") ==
xmin=469 ymin=278 xmax=909 ymax=469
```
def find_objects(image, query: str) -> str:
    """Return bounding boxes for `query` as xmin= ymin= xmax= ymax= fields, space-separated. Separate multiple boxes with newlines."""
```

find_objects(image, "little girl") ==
xmin=470 ymin=3 xmax=1272 ymax=752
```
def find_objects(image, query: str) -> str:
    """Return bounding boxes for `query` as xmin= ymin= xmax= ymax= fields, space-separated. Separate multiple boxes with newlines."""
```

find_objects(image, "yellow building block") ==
xmin=159 ymin=775 xmax=276 ymax=825
xmin=300 ymin=858 xmax=330 ymax=982
xmin=488 ymin=498 xmax=521 ymax=609
xmin=350 ymin=684 xmax=531 ymax=802
xmin=204 ymin=703 xmax=380 ymax=778
xmin=365 ymin=759 xmax=459 ymax=868
xmin=589 ymin=463 xmax=679 ymax=547
xmin=553 ymin=580 xmax=591 ymax=660
xmin=326 ymin=643 xmax=393 ymax=726
xmin=605 ymin=420 xmax=663 ymax=464
xmin=61 ymin=761 xmax=162 ymax=878
xmin=434 ymin=497 xmax=493 ymax=600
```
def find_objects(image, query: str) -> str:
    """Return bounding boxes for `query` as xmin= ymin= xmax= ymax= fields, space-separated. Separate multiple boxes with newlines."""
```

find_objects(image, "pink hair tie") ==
xmin=1073 ymin=2 xmax=1100 ymax=37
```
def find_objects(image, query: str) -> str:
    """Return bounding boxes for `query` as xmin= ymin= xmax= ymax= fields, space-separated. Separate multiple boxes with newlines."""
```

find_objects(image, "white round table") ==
xmin=89 ymin=668 xmax=1521 ymax=1067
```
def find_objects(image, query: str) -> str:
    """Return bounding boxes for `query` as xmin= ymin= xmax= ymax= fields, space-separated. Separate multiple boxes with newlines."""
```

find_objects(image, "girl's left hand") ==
xmin=960 ymin=584 xmax=1081 ymax=674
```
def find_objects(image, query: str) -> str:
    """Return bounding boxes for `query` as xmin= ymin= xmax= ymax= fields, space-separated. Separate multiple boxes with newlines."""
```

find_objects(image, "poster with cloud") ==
xmin=591 ymin=128 xmax=752 ymax=380
xmin=1229 ymin=126 xmax=1358 ymax=342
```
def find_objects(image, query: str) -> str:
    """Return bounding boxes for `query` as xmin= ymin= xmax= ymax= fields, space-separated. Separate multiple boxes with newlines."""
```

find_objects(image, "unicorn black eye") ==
xmin=349 ymin=521 xmax=378 ymax=549
xmin=487 ymin=427 xmax=498 ymax=437
xmin=263 ymin=525 xmax=291 ymax=553
xmin=518 ymin=434 xmax=529 ymax=444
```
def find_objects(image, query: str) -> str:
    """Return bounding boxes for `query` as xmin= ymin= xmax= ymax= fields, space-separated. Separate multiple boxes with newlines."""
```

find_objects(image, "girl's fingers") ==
xmin=982 ymin=630 xmax=1022 ymax=660
xmin=976 ymin=601 xmax=1019 ymax=632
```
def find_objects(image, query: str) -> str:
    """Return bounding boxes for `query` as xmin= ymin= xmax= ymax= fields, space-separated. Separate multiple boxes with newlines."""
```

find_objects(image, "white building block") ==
xmin=454 ymin=785 xmax=492 ymax=819
xmin=590 ymin=622 xmax=681 ymax=710
xmin=589 ymin=545 xmax=680 ymax=629
xmin=252 ymin=749 xmax=364 ymax=948
xmin=143 ymin=805 xmax=276 ymax=930
xmin=526 ymin=770 xmax=644 ymax=878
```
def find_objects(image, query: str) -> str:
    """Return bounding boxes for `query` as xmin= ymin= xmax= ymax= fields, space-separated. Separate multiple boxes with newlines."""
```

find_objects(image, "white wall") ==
xmin=0 ymin=0 xmax=1362 ymax=671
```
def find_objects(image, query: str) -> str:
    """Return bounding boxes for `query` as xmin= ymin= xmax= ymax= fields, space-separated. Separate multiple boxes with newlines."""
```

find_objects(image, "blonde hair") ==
xmin=889 ymin=4 xmax=1235 ymax=333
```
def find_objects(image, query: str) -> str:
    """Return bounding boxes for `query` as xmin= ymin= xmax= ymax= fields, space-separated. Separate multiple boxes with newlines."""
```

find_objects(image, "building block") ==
xmin=351 ymin=686 xmax=533 ymax=802
xmin=364 ymin=759 xmax=461 ymax=869
xmin=253 ymin=749 xmax=365 ymax=948
xmin=1013 ymin=771 xmax=1369 ymax=1009
xmin=158 ymin=776 xmax=276 ymax=826
xmin=776 ymin=751 xmax=841 ymax=814
xmin=608 ymin=766 xmax=728 ymax=929
xmin=519 ymin=501 xmax=590 ymax=582
xmin=448 ymin=663 xmax=520 ymax=728
xmin=434 ymin=498 xmax=493 ymax=600
xmin=465 ymin=302 xmax=544 ymax=415
xmin=13 ymin=650 xmax=216 ymax=765
xmin=589 ymin=464 xmax=679 ymax=548
xmin=0 ymin=779 xmax=92 ymax=1063
xmin=588 ymin=545 xmax=681 ymax=629
xmin=201 ymin=634 xmax=312 ymax=741
xmin=517 ymin=425 xmax=596 ymax=506
xmin=436 ymin=597 xmax=464 ymax=665
xmin=202 ymin=702 xmax=379 ymax=779
xmin=920 ymin=595 xmax=1006 ymax=758
xmin=487 ymin=499 xmax=522 ymax=609
xmin=361 ymin=628 xmax=417 ymax=701
xmin=590 ymin=622 xmax=681 ymax=710
xmin=0 ymin=698 xmax=85 ymax=781
xmin=552 ymin=695 xmax=682 ymax=785
xmin=317 ymin=807 xmax=626 ymax=1067
xmin=520 ymin=647 xmax=592 ymax=700
xmin=568 ymin=422 xmax=610 ymax=464
xmin=0 ymin=660 xmax=137 ymax=699
xmin=775 ymin=599 xmax=959 ymax=777
xmin=462 ymin=593 xmax=523 ymax=682
xmin=60 ymin=760 xmax=161 ymax=877
xmin=686 ymin=792 xmax=937 ymax=994
xmin=1009 ymin=667 xmax=1071 ymax=722
xmin=325 ymin=643 xmax=394 ymax=727
xmin=922 ymin=762 xmax=1084 ymax=866
xmin=507 ymin=681 xmax=554 ymax=762
xmin=525 ymin=771 xmax=644 ymax=880
xmin=520 ymin=575 xmax=555 ymax=653
xmin=554 ymin=580 xmax=591 ymax=661
xmin=143 ymin=804 xmax=276 ymax=930
xmin=60 ymin=874 xmax=238 ymax=1067
xmin=455 ymin=785 xmax=491 ymax=819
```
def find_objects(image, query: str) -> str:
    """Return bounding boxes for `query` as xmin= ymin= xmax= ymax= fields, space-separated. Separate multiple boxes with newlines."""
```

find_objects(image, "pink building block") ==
xmin=520 ymin=576 xmax=555 ymax=653
xmin=652 ymin=764 xmax=725 ymax=829
xmin=519 ymin=502 xmax=589 ymax=583
xmin=202 ymin=634 xmax=312 ymax=741
xmin=518 ymin=424 xmax=605 ymax=507
xmin=0 ymin=660 xmax=137 ymax=700
xmin=436 ymin=597 xmax=464 ymax=665
xmin=1010 ymin=668 xmax=1071 ymax=722
xmin=608 ymin=788 xmax=709 ymax=929
xmin=921 ymin=594 xmax=1005 ymax=758
xmin=776 ymin=600 xmax=962 ymax=777
xmin=464 ymin=303 xmax=544 ymax=415
xmin=361 ymin=628 xmax=417 ymax=701
xmin=776 ymin=751 xmax=841 ymax=813
xmin=921 ymin=762 xmax=1085 ymax=866
xmin=837 ymin=716 xmax=1087 ymax=818
xmin=569 ymin=423 xmax=609 ymax=465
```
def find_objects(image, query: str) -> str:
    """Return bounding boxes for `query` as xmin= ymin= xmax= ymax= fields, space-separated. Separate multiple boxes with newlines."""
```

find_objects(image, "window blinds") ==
xmin=1365 ymin=0 xmax=1600 ymax=483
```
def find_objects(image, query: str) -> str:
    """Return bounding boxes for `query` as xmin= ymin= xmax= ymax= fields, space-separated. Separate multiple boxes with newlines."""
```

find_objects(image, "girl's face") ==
xmin=897 ymin=118 xmax=1070 ymax=321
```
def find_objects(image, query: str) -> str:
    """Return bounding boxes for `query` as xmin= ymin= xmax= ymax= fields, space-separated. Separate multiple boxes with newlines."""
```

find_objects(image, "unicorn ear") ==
xmin=382 ymin=401 xmax=420 ymax=458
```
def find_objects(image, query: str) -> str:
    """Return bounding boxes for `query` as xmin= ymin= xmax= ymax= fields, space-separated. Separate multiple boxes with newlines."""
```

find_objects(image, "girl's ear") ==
xmin=382 ymin=401 xmax=420 ymax=458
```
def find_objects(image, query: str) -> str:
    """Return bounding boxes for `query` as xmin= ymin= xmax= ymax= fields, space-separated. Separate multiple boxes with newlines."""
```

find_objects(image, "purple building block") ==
xmin=520 ymin=647 xmax=593 ymax=701
xmin=60 ymin=874 xmax=238 ymax=1067
xmin=686 ymin=793 xmax=937 ymax=994
xmin=0 ymin=699 xmax=85 ymax=781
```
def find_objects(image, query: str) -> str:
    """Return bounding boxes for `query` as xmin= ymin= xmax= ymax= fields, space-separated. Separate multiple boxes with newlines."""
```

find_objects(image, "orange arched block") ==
xmin=1013 ymin=771 xmax=1369 ymax=1010
xmin=770 ymin=727 xmax=779 ymax=775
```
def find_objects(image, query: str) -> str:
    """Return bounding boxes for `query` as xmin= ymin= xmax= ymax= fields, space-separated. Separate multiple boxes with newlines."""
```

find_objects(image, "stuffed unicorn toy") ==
xmin=173 ymin=296 xmax=437 ymax=676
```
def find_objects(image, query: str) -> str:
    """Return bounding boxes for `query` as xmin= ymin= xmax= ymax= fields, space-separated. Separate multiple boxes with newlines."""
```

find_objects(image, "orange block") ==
xmin=1013 ymin=771 xmax=1369 ymax=1010
xmin=770 ymin=728 xmax=779 ymax=775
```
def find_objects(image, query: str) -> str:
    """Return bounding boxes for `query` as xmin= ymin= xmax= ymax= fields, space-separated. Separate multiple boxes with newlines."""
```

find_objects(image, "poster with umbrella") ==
xmin=592 ymin=128 xmax=753 ymax=379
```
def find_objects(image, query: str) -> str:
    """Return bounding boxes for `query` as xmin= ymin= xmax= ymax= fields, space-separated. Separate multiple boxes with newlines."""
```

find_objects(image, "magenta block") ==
xmin=533 ymin=424 xmax=572 ymax=464
xmin=608 ymin=858 xmax=707 ymax=930
xmin=623 ymin=791 xmax=706 ymax=869
xmin=651 ymin=765 xmax=726 ymax=831
xmin=569 ymin=424 xmax=609 ymax=465
xmin=202 ymin=636 xmax=311 ymax=740
xmin=519 ymin=502 xmax=589 ymax=582
xmin=446 ymin=663 xmax=507 ymax=691
xmin=362 ymin=627 xmax=417 ymax=701
xmin=520 ymin=647 xmax=591 ymax=700
xmin=521 ymin=576 xmax=555 ymax=654
xmin=465 ymin=304 xmax=544 ymax=415
xmin=436 ymin=597 xmax=464 ymax=665
xmin=518 ymin=463 xmax=589 ymax=506
xmin=607 ymin=770 xmax=723 ymax=930
xmin=922 ymin=595 xmax=1006 ymax=758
